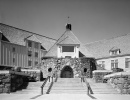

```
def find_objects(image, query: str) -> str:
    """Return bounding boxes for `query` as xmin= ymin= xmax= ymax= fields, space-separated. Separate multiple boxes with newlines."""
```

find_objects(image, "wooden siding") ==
xmin=0 ymin=41 xmax=27 ymax=68
xmin=26 ymin=40 xmax=42 ymax=68
xmin=0 ymin=41 xmax=1 ymax=65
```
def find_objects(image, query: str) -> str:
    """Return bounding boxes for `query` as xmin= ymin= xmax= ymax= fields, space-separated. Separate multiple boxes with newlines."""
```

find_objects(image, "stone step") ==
xmin=85 ymin=78 xmax=119 ymax=94
xmin=13 ymin=81 xmax=50 ymax=94
xmin=49 ymin=78 xmax=86 ymax=94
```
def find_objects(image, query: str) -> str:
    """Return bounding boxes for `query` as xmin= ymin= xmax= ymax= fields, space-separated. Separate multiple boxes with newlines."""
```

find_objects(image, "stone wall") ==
xmin=92 ymin=70 xmax=112 ymax=83
xmin=0 ymin=70 xmax=28 ymax=93
xmin=41 ymin=57 xmax=96 ymax=78
xmin=0 ymin=72 xmax=11 ymax=93
xmin=107 ymin=76 xmax=130 ymax=94
xmin=21 ymin=69 xmax=42 ymax=81
xmin=0 ymin=72 xmax=25 ymax=93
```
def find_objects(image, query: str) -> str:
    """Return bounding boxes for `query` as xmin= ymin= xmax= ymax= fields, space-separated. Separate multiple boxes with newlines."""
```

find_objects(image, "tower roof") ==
xmin=45 ymin=26 xmax=93 ymax=58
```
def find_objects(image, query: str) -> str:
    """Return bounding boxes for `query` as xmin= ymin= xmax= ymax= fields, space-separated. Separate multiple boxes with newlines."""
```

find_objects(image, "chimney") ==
xmin=66 ymin=23 xmax=72 ymax=31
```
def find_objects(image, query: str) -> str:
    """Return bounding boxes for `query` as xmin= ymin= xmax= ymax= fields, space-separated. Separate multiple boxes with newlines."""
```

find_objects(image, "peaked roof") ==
xmin=45 ymin=30 xmax=93 ymax=57
xmin=25 ymin=35 xmax=41 ymax=43
xmin=85 ymin=34 xmax=130 ymax=59
xmin=58 ymin=35 xmax=79 ymax=45
xmin=0 ymin=23 xmax=56 ymax=51
xmin=109 ymin=46 xmax=120 ymax=51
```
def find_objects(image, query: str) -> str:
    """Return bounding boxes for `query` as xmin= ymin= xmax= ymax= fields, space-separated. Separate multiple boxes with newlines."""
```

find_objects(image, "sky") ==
xmin=0 ymin=0 xmax=130 ymax=44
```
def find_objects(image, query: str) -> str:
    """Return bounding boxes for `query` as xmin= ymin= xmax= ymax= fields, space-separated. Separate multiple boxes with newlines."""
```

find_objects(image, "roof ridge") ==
xmin=45 ymin=30 xmax=70 ymax=53
xmin=85 ymin=39 xmax=107 ymax=45
xmin=25 ymin=34 xmax=42 ymax=43
xmin=85 ymin=33 xmax=130 ymax=45
xmin=70 ymin=31 xmax=82 ymax=44
xmin=0 ymin=23 xmax=57 ymax=41
xmin=58 ymin=36 xmax=69 ymax=44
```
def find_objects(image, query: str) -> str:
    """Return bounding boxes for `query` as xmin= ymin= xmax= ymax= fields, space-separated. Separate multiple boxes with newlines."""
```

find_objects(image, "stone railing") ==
xmin=92 ymin=70 xmax=112 ymax=83
xmin=104 ymin=71 xmax=130 ymax=94
xmin=0 ymin=70 xmax=31 ymax=94
xmin=0 ymin=71 xmax=10 ymax=93
xmin=21 ymin=69 xmax=42 ymax=81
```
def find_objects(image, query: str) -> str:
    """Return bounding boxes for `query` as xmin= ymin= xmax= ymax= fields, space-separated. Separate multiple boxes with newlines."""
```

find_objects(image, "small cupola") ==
xmin=66 ymin=23 xmax=72 ymax=31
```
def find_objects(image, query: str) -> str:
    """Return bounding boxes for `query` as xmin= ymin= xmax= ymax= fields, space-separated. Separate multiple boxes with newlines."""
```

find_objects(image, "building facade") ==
xmin=0 ymin=23 xmax=56 ymax=69
xmin=85 ymin=35 xmax=130 ymax=71
xmin=1 ymin=23 xmax=130 ymax=71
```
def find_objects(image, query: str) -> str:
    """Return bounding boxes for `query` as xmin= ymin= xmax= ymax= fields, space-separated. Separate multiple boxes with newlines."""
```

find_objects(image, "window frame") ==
xmin=111 ymin=59 xmax=118 ymax=69
xmin=28 ymin=50 xmax=32 ymax=57
xmin=34 ymin=42 xmax=39 ymax=49
xmin=35 ymin=52 xmax=38 ymax=58
xmin=28 ymin=60 xmax=32 ymax=66
xmin=125 ymin=58 xmax=130 ymax=68
xmin=28 ymin=41 xmax=32 ymax=47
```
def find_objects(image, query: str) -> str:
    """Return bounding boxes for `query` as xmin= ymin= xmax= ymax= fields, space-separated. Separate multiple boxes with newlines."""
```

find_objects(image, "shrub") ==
xmin=93 ymin=70 xmax=112 ymax=83
xmin=112 ymin=68 xmax=124 ymax=72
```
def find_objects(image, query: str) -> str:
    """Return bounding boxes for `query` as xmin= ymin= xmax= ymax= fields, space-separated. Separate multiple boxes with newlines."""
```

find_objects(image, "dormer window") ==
xmin=109 ymin=47 xmax=121 ymax=56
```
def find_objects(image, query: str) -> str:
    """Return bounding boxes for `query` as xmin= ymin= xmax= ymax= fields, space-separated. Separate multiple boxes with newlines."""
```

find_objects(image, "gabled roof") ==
xmin=85 ymin=34 xmax=130 ymax=59
xmin=45 ymin=30 xmax=93 ymax=57
xmin=0 ymin=23 xmax=56 ymax=50
xmin=57 ymin=36 xmax=79 ymax=45
xmin=25 ymin=35 xmax=41 ymax=43
xmin=109 ymin=46 xmax=120 ymax=51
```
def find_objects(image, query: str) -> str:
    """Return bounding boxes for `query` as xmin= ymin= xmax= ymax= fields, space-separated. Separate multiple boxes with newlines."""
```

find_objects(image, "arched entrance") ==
xmin=60 ymin=66 xmax=74 ymax=78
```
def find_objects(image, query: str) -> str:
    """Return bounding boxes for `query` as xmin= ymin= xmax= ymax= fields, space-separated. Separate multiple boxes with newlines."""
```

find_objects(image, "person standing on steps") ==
xmin=48 ymin=68 xmax=52 ymax=82
xmin=80 ymin=70 xmax=84 ymax=82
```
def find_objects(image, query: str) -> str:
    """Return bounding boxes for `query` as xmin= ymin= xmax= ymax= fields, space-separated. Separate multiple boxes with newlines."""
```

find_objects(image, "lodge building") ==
xmin=0 ymin=23 xmax=130 ymax=71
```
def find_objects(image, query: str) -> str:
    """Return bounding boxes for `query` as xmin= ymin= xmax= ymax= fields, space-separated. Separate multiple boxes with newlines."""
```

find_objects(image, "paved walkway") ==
xmin=1 ymin=93 xmax=130 ymax=100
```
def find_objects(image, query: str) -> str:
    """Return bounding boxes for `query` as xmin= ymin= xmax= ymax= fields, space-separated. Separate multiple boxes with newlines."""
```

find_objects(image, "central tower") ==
xmin=57 ymin=23 xmax=80 ymax=58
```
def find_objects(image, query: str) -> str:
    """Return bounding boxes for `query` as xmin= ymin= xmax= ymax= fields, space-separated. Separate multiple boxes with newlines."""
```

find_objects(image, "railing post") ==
xmin=52 ymin=77 xmax=53 ymax=82
xmin=87 ymin=82 xmax=89 ymax=95
xmin=41 ymin=87 xmax=43 ymax=95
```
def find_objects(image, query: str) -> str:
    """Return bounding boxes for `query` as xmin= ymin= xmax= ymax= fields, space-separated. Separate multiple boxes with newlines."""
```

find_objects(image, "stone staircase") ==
xmin=12 ymin=78 xmax=119 ymax=95
xmin=13 ymin=81 xmax=51 ymax=94
xmin=86 ymin=78 xmax=119 ymax=94
xmin=50 ymin=78 xmax=87 ymax=94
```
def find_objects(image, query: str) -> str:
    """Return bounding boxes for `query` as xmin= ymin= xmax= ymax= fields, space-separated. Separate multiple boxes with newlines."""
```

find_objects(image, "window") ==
xmin=99 ymin=61 xmax=105 ymax=69
xmin=111 ymin=60 xmax=114 ymax=69
xmin=110 ymin=49 xmax=121 ymax=55
xmin=115 ymin=59 xmax=118 ymax=68
xmin=28 ymin=51 xmax=32 ymax=57
xmin=13 ymin=58 xmax=15 ymax=65
xmin=28 ymin=41 xmax=32 ymax=47
xmin=101 ymin=61 xmax=105 ymax=68
xmin=35 ymin=52 xmax=38 ymax=58
xmin=35 ymin=61 xmax=38 ymax=66
xmin=62 ymin=46 xmax=74 ymax=52
xmin=28 ymin=60 xmax=32 ymax=66
xmin=35 ymin=42 xmax=39 ymax=49
xmin=111 ymin=59 xmax=118 ymax=69
xmin=125 ymin=58 xmax=130 ymax=68
xmin=12 ymin=47 xmax=15 ymax=52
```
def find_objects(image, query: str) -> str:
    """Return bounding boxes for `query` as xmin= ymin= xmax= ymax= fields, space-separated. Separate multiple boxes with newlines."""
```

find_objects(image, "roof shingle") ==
xmin=0 ymin=23 xmax=56 ymax=50
xmin=85 ymin=34 xmax=130 ymax=59
xmin=45 ymin=30 xmax=93 ymax=57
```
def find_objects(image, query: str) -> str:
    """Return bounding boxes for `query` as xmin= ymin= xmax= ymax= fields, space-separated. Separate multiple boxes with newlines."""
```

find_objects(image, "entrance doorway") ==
xmin=60 ymin=66 xmax=74 ymax=78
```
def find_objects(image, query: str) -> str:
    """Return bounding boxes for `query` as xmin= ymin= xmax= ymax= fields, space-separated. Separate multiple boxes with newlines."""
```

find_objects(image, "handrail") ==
xmin=41 ymin=70 xmax=58 ymax=95
xmin=41 ymin=76 xmax=49 ymax=95
xmin=46 ymin=71 xmax=58 ymax=94
xmin=84 ymin=78 xmax=93 ymax=95
xmin=46 ymin=73 xmax=58 ymax=94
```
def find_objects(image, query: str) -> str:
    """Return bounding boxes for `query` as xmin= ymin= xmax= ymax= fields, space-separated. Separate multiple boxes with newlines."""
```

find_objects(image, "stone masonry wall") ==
xmin=108 ymin=76 xmax=130 ymax=94
xmin=41 ymin=58 xmax=96 ymax=78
